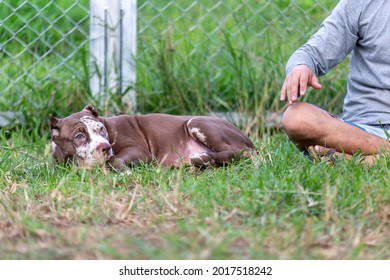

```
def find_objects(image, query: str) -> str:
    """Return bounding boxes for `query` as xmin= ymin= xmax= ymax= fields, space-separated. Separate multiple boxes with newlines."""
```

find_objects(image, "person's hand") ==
xmin=280 ymin=65 xmax=322 ymax=105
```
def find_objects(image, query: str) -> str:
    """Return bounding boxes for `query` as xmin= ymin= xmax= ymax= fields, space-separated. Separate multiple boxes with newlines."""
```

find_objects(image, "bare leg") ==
xmin=282 ymin=103 xmax=390 ymax=163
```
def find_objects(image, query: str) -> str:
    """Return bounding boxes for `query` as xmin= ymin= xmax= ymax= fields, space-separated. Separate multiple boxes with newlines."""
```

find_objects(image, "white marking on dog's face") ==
xmin=74 ymin=116 xmax=113 ymax=167
xmin=190 ymin=127 xmax=208 ymax=145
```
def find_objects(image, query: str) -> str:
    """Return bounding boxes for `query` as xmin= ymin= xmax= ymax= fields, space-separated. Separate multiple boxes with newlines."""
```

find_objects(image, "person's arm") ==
xmin=281 ymin=0 xmax=364 ymax=104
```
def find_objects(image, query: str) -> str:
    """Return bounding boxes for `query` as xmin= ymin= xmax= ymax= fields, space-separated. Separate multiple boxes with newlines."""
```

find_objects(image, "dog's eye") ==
xmin=74 ymin=133 xmax=85 ymax=141
xmin=99 ymin=127 xmax=106 ymax=136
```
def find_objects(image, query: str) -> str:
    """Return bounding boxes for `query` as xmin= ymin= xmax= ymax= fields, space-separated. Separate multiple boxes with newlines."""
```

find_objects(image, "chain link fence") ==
xmin=136 ymin=0 xmax=345 ymax=115
xmin=0 ymin=0 xmax=345 ymax=123
xmin=0 ymin=0 xmax=89 ymax=117
xmin=138 ymin=0 xmax=334 ymax=59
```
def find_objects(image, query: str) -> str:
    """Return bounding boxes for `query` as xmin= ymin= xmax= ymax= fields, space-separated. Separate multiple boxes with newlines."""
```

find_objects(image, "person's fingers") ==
xmin=299 ymin=73 xmax=309 ymax=97
xmin=290 ymin=72 xmax=300 ymax=103
xmin=310 ymin=74 xmax=322 ymax=90
xmin=286 ymin=75 xmax=293 ymax=104
xmin=281 ymin=65 xmax=321 ymax=105
xmin=280 ymin=80 xmax=287 ymax=101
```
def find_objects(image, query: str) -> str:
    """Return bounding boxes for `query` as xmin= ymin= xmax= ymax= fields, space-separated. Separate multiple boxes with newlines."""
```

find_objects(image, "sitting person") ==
xmin=280 ymin=0 xmax=390 ymax=164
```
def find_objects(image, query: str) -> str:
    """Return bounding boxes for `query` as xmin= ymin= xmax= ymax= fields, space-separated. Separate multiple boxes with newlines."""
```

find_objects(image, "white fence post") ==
xmin=89 ymin=0 xmax=137 ymax=112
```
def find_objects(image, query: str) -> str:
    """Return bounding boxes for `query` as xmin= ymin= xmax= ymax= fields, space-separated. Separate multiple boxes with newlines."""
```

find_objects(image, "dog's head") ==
xmin=50 ymin=105 xmax=113 ymax=169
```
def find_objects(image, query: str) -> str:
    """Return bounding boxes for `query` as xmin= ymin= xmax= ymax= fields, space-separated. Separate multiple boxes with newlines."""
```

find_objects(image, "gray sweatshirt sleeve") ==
xmin=286 ymin=0 xmax=363 ymax=76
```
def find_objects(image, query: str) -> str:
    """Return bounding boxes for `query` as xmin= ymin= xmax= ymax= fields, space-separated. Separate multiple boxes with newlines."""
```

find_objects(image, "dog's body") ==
xmin=50 ymin=105 xmax=254 ymax=169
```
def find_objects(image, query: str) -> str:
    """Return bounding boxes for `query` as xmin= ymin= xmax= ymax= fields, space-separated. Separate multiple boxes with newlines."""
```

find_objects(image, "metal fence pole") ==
xmin=89 ymin=0 xmax=137 ymax=112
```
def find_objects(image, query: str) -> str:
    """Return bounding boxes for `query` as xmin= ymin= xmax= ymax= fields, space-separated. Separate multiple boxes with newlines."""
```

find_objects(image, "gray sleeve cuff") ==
xmin=286 ymin=49 xmax=318 ymax=76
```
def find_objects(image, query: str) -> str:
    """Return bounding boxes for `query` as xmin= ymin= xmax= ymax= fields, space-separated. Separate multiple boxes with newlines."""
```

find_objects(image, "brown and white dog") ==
xmin=50 ymin=105 xmax=254 ymax=170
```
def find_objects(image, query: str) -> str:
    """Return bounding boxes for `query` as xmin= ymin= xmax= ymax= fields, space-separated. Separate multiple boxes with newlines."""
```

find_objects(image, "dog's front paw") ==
xmin=190 ymin=152 xmax=215 ymax=167
xmin=107 ymin=157 xmax=126 ymax=171
xmin=119 ymin=168 xmax=132 ymax=176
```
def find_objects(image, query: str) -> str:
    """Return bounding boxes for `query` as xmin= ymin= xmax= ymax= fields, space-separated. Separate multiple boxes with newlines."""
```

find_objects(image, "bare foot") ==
xmin=307 ymin=146 xmax=342 ymax=165
xmin=307 ymin=145 xmax=380 ymax=166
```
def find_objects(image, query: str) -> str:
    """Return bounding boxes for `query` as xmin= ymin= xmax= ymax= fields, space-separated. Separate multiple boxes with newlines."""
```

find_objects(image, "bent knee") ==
xmin=282 ymin=103 xmax=322 ymax=140
xmin=282 ymin=103 xmax=309 ymax=131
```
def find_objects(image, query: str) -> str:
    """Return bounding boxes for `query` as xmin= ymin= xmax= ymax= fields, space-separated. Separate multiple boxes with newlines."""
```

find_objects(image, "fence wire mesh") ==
xmin=136 ymin=0 xmax=344 ymax=114
xmin=0 ymin=0 xmax=345 ymax=116
xmin=0 ymin=0 xmax=89 ymax=112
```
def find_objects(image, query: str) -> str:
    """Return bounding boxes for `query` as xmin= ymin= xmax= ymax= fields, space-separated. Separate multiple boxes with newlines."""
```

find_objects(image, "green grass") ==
xmin=1 ymin=131 xmax=389 ymax=259
xmin=1 ymin=0 xmax=390 ymax=259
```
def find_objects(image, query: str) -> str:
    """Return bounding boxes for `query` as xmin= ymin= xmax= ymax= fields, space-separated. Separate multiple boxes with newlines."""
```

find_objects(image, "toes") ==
xmin=314 ymin=145 xmax=328 ymax=154
xmin=306 ymin=146 xmax=340 ymax=164
xmin=190 ymin=152 xmax=214 ymax=167
xmin=325 ymin=148 xmax=338 ymax=164
xmin=307 ymin=146 xmax=320 ymax=162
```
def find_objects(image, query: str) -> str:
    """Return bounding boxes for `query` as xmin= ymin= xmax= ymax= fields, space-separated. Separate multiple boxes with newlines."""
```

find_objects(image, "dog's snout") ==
xmin=97 ymin=142 xmax=111 ymax=154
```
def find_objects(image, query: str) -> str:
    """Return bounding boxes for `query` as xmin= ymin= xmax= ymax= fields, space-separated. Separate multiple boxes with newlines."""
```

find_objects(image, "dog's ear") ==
xmin=50 ymin=114 xmax=60 ymax=138
xmin=83 ymin=104 xmax=99 ymax=117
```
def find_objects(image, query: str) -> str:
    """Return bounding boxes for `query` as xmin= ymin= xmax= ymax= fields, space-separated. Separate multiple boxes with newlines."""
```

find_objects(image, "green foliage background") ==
xmin=0 ymin=0 xmax=346 ymax=134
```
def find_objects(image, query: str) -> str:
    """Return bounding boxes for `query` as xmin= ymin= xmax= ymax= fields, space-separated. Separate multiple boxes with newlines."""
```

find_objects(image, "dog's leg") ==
xmin=186 ymin=118 xmax=254 ymax=166
xmin=108 ymin=147 xmax=152 ymax=170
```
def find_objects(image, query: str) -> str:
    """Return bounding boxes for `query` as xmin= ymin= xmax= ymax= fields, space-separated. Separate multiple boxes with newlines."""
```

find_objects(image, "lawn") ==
xmin=1 ymin=0 xmax=390 ymax=259
xmin=1 ymin=130 xmax=389 ymax=259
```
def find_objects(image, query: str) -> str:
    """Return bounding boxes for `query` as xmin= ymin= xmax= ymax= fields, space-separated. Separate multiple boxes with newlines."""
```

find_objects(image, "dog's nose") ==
xmin=97 ymin=142 xmax=111 ymax=154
